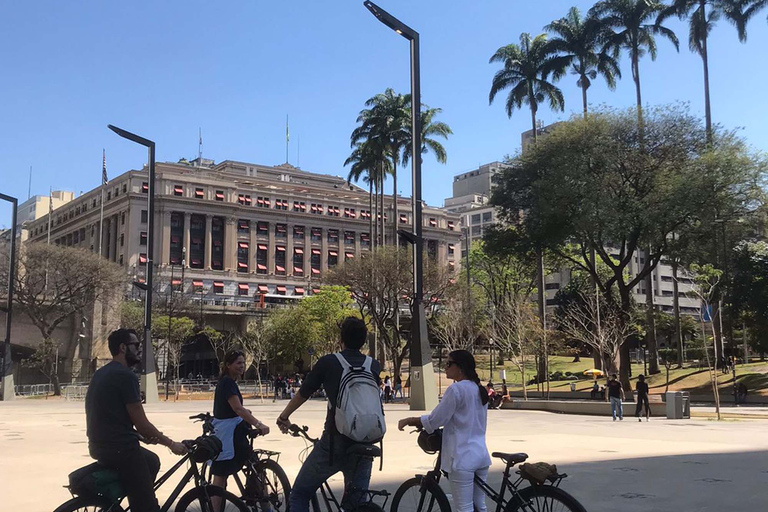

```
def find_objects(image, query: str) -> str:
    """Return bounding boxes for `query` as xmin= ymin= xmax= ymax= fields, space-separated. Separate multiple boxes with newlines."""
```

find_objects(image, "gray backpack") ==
xmin=332 ymin=353 xmax=386 ymax=443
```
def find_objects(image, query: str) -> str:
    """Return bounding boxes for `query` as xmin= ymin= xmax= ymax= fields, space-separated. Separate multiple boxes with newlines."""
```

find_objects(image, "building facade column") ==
xmin=183 ymin=212 xmax=191 ymax=267
xmin=268 ymin=223 xmax=276 ymax=274
xmin=110 ymin=214 xmax=119 ymax=262
xmin=321 ymin=227 xmax=328 ymax=272
xmin=204 ymin=214 xmax=212 ymax=270
xmin=224 ymin=216 xmax=236 ymax=272
xmin=286 ymin=224 xmax=294 ymax=276
xmin=304 ymin=227 xmax=312 ymax=278
xmin=249 ymin=221 xmax=257 ymax=274
xmin=161 ymin=211 xmax=172 ymax=265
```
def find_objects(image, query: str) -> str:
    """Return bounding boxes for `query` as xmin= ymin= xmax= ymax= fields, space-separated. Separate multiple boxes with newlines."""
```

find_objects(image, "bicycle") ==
xmin=54 ymin=435 xmax=250 ymax=512
xmin=190 ymin=412 xmax=292 ymax=512
xmin=285 ymin=423 xmax=389 ymax=512
xmin=391 ymin=429 xmax=587 ymax=512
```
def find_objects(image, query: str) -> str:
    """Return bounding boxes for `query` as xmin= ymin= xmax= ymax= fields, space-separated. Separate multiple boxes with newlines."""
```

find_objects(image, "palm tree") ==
xmin=345 ymin=140 xmax=390 ymax=247
xmin=658 ymin=0 xmax=766 ymax=143
xmin=489 ymin=32 xmax=565 ymax=143
xmin=545 ymin=7 xmax=622 ymax=116
xmin=401 ymin=105 xmax=452 ymax=174
xmin=489 ymin=33 xmax=564 ymax=392
xmin=590 ymin=0 xmax=679 ymax=138
xmin=352 ymin=89 xmax=410 ymax=248
xmin=591 ymin=0 xmax=679 ymax=379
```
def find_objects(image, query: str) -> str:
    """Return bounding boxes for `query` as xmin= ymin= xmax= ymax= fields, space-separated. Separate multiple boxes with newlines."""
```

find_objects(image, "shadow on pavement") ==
xmin=363 ymin=450 xmax=768 ymax=512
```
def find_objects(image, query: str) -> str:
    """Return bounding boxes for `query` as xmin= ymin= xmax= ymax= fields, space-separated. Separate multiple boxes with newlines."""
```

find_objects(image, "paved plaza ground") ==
xmin=2 ymin=397 xmax=767 ymax=511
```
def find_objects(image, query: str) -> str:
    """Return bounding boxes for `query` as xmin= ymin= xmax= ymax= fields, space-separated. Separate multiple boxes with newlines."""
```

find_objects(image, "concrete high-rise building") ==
xmin=15 ymin=190 xmax=74 ymax=234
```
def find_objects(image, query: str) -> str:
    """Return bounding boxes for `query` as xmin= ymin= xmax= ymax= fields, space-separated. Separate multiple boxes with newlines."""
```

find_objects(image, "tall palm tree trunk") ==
xmin=379 ymin=170 xmax=385 ymax=246
xmin=632 ymin=49 xmax=659 ymax=376
xmin=369 ymin=179 xmax=374 ymax=246
xmin=529 ymin=99 xmax=548 ymax=396
xmin=392 ymin=159 xmax=399 ymax=250
xmin=673 ymin=259 xmax=684 ymax=367
xmin=581 ymin=81 xmax=589 ymax=117
xmin=700 ymin=0 xmax=713 ymax=144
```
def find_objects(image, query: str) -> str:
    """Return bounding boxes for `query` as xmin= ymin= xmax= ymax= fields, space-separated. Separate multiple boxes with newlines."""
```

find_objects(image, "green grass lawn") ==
xmin=469 ymin=354 xmax=768 ymax=395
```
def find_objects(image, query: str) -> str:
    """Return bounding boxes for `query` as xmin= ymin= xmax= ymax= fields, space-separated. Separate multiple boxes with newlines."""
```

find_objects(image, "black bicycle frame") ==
xmin=119 ymin=454 xmax=207 ymax=512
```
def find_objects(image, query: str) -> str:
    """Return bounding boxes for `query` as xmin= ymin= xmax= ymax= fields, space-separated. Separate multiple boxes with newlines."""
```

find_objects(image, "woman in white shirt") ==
xmin=398 ymin=350 xmax=492 ymax=512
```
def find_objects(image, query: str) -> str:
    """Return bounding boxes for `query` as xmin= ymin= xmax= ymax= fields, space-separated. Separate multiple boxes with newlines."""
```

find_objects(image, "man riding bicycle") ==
xmin=276 ymin=317 xmax=384 ymax=512
xmin=85 ymin=329 xmax=187 ymax=512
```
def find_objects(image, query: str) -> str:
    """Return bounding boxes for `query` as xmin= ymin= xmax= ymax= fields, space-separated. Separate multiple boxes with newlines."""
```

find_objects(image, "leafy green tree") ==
xmin=732 ymin=241 xmax=768 ymax=357
xmin=4 ymin=243 xmax=126 ymax=395
xmin=263 ymin=307 xmax=316 ymax=363
xmin=120 ymin=300 xmax=145 ymax=333
xmin=469 ymin=238 xmax=537 ymax=311
xmin=489 ymin=105 xmax=765 ymax=391
xmin=299 ymin=285 xmax=360 ymax=356
xmin=545 ymin=6 xmax=621 ymax=115
xmin=326 ymin=246 xmax=453 ymax=379
xmin=152 ymin=315 xmax=195 ymax=399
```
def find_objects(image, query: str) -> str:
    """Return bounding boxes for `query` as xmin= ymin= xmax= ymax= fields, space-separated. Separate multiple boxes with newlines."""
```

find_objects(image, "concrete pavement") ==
xmin=2 ymin=397 xmax=767 ymax=511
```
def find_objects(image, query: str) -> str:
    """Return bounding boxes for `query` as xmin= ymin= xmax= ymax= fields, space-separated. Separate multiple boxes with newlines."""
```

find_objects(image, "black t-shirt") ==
xmin=636 ymin=381 xmax=649 ymax=397
xmin=299 ymin=349 xmax=381 ymax=433
xmin=85 ymin=361 xmax=142 ymax=453
xmin=607 ymin=380 xmax=623 ymax=399
xmin=214 ymin=376 xmax=243 ymax=419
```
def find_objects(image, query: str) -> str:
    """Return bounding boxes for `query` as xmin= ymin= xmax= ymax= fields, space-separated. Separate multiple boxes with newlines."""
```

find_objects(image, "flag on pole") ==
xmin=102 ymin=149 xmax=108 ymax=185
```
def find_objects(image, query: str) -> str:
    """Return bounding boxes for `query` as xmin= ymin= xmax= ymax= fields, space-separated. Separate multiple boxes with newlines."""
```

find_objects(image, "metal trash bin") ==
xmin=570 ymin=383 xmax=577 ymax=392
xmin=666 ymin=391 xmax=691 ymax=419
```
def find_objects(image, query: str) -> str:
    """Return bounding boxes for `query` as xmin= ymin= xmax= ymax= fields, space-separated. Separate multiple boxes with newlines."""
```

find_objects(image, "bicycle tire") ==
xmin=310 ymin=493 xmax=322 ymax=512
xmin=52 ymin=496 xmax=124 ymax=512
xmin=391 ymin=476 xmax=451 ymax=512
xmin=244 ymin=458 xmax=292 ymax=512
xmin=504 ymin=485 xmax=587 ymax=512
xmin=175 ymin=484 xmax=250 ymax=512
xmin=351 ymin=503 xmax=386 ymax=512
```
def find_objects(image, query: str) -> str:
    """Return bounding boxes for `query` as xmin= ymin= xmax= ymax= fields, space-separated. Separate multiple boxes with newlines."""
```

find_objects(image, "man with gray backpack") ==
xmin=276 ymin=316 xmax=385 ymax=512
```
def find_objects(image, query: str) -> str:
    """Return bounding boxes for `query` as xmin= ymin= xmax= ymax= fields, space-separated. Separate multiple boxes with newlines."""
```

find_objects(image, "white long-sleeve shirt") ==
xmin=420 ymin=379 xmax=492 ymax=473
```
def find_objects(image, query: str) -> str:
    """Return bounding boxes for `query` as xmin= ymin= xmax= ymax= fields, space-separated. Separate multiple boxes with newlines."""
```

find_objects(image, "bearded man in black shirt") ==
xmin=85 ymin=329 xmax=187 ymax=512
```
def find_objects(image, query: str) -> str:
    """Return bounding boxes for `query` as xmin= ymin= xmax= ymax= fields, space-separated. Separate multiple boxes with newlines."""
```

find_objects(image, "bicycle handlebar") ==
xmin=285 ymin=423 xmax=318 ymax=443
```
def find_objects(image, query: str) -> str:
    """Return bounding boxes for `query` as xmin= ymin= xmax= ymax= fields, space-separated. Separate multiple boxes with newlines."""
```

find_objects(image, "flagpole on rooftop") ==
xmin=285 ymin=115 xmax=289 ymax=164
xmin=98 ymin=149 xmax=107 ymax=259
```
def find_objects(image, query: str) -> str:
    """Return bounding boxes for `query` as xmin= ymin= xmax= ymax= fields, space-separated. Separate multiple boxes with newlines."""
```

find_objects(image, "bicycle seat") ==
xmin=346 ymin=444 xmax=382 ymax=458
xmin=492 ymin=452 xmax=529 ymax=466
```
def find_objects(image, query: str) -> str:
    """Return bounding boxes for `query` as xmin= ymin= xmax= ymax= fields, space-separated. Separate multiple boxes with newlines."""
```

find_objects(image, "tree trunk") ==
xmin=645 ymin=267 xmax=659 ymax=374
xmin=632 ymin=53 xmax=645 ymax=142
xmin=673 ymin=260 xmax=684 ymax=367
xmin=581 ymin=81 xmax=588 ymax=117
xmin=379 ymin=171 xmax=385 ymax=246
xmin=369 ymin=179 xmax=373 ymax=246
xmin=700 ymin=0 xmax=713 ymax=145
xmin=392 ymin=157 xmax=398 ymax=250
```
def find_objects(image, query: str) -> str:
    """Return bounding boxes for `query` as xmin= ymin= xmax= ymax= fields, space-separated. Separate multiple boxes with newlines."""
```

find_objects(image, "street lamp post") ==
xmin=0 ymin=193 xmax=18 ymax=401
xmin=364 ymin=0 xmax=437 ymax=411
xmin=108 ymin=124 xmax=159 ymax=403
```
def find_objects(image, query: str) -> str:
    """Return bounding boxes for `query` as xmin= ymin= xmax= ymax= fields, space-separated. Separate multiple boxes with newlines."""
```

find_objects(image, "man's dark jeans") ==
xmin=90 ymin=444 xmax=161 ymax=512
xmin=289 ymin=432 xmax=373 ymax=512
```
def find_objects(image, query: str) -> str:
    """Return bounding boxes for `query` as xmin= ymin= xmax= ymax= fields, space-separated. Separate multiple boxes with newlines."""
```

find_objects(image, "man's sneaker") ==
xmin=638 ymin=418 xmax=642 ymax=422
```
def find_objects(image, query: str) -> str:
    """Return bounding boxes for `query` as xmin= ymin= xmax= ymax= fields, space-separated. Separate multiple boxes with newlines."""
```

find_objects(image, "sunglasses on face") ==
xmin=446 ymin=361 xmax=456 ymax=368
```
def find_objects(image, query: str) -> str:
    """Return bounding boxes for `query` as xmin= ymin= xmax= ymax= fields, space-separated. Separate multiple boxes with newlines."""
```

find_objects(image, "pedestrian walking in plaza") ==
xmin=398 ymin=350 xmax=492 ymax=512
xmin=383 ymin=375 xmax=392 ymax=403
xmin=634 ymin=374 xmax=651 ymax=422
xmin=606 ymin=374 xmax=624 ymax=421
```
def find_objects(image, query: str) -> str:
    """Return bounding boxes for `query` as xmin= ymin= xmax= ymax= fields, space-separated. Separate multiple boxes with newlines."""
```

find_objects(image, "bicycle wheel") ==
xmin=351 ymin=503 xmax=386 ymax=512
xmin=53 ymin=496 xmax=124 ymax=512
xmin=504 ymin=485 xmax=587 ymax=512
xmin=309 ymin=492 xmax=322 ymax=512
xmin=244 ymin=459 xmax=292 ymax=512
xmin=391 ymin=476 xmax=451 ymax=512
xmin=175 ymin=485 xmax=250 ymax=512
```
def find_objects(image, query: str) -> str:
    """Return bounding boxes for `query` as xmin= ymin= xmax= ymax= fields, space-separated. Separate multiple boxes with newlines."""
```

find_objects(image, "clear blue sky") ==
xmin=1 ymin=0 xmax=766 ymax=228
